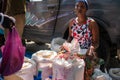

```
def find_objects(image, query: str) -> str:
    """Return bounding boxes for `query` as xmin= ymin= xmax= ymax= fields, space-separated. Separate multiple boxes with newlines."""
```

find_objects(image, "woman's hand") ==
xmin=87 ymin=46 xmax=96 ymax=56
xmin=60 ymin=43 xmax=71 ymax=52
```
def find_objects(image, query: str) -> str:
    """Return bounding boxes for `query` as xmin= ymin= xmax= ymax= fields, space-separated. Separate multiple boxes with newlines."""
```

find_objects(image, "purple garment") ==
xmin=0 ymin=27 xmax=25 ymax=76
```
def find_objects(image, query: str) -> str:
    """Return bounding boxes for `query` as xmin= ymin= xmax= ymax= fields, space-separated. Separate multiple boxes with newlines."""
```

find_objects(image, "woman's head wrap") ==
xmin=75 ymin=0 xmax=88 ymax=10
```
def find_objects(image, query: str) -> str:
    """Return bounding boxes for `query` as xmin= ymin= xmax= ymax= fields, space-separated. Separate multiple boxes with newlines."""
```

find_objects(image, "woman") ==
xmin=67 ymin=0 xmax=99 ymax=56
xmin=67 ymin=0 xmax=99 ymax=79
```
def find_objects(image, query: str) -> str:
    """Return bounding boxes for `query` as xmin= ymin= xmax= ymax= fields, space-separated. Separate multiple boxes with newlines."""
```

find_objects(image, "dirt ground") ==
xmin=26 ymin=41 xmax=51 ymax=53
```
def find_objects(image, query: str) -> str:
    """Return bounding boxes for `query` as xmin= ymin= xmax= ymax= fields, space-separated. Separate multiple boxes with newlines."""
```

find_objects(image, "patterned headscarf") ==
xmin=75 ymin=0 xmax=88 ymax=10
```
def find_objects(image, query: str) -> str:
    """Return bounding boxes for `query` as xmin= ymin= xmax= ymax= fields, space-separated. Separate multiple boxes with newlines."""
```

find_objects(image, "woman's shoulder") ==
xmin=87 ymin=17 xmax=99 ymax=29
xmin=87 ymin=17 xmax=98 ymax=27
xmin=87 ymin=17 xmax=96 ymax=23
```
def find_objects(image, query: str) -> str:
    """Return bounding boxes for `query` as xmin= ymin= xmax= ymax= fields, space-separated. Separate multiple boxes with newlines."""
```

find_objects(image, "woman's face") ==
xmin=75 ymin=2 xmax=87 ymax=16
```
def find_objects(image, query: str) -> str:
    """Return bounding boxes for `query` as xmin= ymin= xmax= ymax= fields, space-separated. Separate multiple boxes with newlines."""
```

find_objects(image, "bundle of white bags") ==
xmin=51 ymin=37 xmax=87 ymax=55
xmin=50 ymin=37 xmax=86 ymax=80
xmin=31 ymin=49 xmax=86 ymax=80
xmin=32 ymin=50 xmax=57 ymax=80
xmin=52 ymin=58 xmax=85 ymax=80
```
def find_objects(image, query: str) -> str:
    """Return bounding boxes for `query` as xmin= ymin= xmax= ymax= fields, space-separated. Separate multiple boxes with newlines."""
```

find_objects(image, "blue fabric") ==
xmin=75 ymin=0 xmax=88 ymax=3
xmin=0 ymin=29 xmax=4 ymax=35
xmin=25 ymin=51 xmax=33 ymax=58
xmin=0 ymin=51 xmax=2 ymax=58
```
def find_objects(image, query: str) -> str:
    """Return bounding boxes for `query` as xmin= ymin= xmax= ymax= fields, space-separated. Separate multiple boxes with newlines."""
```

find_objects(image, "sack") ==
xmin=32 ymin=50 xmax=57 ymax=80
xmin=52 ymin=58 xmax=85 ymax=80
xmin=0 ymin=27 xmax=26 ymax=76
xmin=15 ymin=57 xmax=37 ymax=80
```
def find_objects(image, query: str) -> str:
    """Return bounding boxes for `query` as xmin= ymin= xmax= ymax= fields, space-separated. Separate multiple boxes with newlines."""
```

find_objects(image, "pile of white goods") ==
xmin=31 ymin=49 xmax=86 ymax=80
xmin=31 ymin=50 xmax=57 ymax=80
xmin=52 ymin=58 xmax=85 ymax=80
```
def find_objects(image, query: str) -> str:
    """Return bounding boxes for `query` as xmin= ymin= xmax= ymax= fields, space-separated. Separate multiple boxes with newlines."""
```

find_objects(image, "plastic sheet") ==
xmin=92 ymin=68 xmax=112 ymax=80
xmin=51 ymin=37 xmax=65 ymax=52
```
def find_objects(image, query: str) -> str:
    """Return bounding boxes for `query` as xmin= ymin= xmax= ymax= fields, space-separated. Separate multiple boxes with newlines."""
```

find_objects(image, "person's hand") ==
xmin=0 ymin=13 xmax=15 ymax=29
xmin=2 ymin=14 xmax=15 ymax=29
xmin=87 ymin=46 xmax=95 ymax=56
xmin=60 ymin=45 xmax=71 ymax=53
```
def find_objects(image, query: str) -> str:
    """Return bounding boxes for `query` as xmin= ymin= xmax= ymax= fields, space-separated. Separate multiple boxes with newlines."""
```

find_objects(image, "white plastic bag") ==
xmin=62 ymin=38 xmax=88 ymax=55
xmin=51 ymin=37 xmax=65 ymax=52
xmin=52 ymin=58 xmax=85 ymax=80
xmin=38 ymin=62 xmax=52 ymax=80
xmin=32 ymin=50 xmax=57 ymax=80
xmin=92 ymin=68 xmax=112 ymax=80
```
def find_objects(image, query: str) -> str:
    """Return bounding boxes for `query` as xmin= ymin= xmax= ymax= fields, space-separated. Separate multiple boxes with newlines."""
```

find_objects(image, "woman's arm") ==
xmin=89 ymin=19 xmax=99 ymax=55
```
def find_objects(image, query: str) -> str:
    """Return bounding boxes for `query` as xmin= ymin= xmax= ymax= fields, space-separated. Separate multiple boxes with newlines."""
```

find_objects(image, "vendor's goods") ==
xmin=62 ymin=38 xmax=88 ymax=55
xmin=32 ymin=50 xmax=57 ymax=62
xmin=32 ymin=50 xmax=57 ymax=80
xmin=51 ymin=37 xmax=66 ymax=52
xmin=52 ymin=57 xmax=85 ymax=80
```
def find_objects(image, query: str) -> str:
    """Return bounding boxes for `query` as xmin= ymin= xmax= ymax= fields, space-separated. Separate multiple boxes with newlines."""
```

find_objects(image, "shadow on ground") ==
xmin=25 ymin=41 xmax=51 ymax=58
